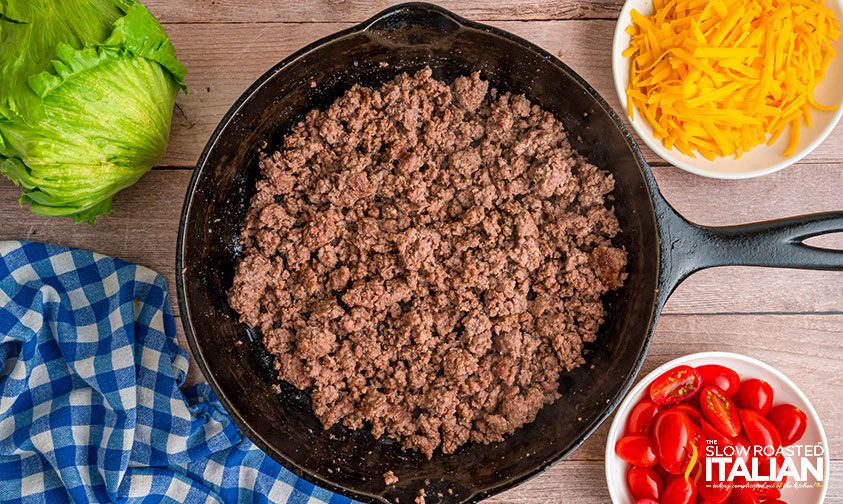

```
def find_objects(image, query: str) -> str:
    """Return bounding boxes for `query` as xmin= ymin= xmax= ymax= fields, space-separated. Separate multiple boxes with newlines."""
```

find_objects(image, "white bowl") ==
xmin=612 ymin=0 xmax=843 ymax=179
xmin=604 ymin=352 xmax=829 ymax=503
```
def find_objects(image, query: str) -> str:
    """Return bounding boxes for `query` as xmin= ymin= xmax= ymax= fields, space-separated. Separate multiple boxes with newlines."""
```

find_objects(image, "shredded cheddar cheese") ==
xmin=624 ymin=0 xmax=840 ymax=159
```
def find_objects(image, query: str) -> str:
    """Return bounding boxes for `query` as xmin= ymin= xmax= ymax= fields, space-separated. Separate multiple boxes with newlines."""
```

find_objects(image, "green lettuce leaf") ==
xmin=103 ymin=2 xmax=187 ymax=91
xmin=0 ymin=0 xmax=186 ymax=223
xmin=0 ymin=0 xmax=134 ymax=119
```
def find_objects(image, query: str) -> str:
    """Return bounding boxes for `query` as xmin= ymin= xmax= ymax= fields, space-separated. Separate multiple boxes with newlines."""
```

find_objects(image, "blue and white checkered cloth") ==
xmin=0 ymin=241 xmax=353 ymax=504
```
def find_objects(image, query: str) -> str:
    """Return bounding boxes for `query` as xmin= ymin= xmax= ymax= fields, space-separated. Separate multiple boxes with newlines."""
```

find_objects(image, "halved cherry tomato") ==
xmin=635 ymin=499 xmax=659 ymax=504
xmin=700 ymin=386 xmax=741 ymax=437
xmin=732 ymin=487 xmax=761 ymax=504
xmin=740 ymin=409 xmax=782 ymax=461
xmin=662 ymin=476 xmax=697 ymax=504
xmin=653 ymin=410 xmax=693 ymax=474
xmin=672 ymin=403 xmax=703 ymax=425
xmin=628 ymin=399 xmax=663 ymax=435
xmin=650 ymin=366 xmax=703 ymax=405
xmin=616 ymin=435 xmax=658 ymax=467
xmin=697 ymin=470 xmax=733 ymax=504
xmin=699 ymin=419 xmax=735 ymax=474
xmin=628 ymin=466 xmax=665 ymax=500
xmin=701 ymin=419 xmax=732 ymax=450
xmin=766 ymin=404 xmax=808 ymax=446
xmin=697 ymin=365 xmax=741 ymax=396
xmin=734 ymin=379 xmax=774 ymax=416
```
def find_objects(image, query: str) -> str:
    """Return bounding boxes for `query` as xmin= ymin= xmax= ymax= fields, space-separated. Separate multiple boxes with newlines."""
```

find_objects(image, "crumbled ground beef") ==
xmin=229 ymin=68 xmax=627 ymax=458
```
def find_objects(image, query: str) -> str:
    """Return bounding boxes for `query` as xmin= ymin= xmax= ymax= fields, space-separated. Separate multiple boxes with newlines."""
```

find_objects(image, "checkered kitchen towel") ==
xmin=0 ymin=241 xmax=353 ymax=504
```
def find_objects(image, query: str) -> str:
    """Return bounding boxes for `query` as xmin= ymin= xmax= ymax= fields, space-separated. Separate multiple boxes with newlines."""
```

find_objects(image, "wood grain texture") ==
xmin=488 ymin=461 xmax=614 ymax=503
xmin=157 ymin=20 xmax=843 ymax=168
xmin=487 ymin=461 xmax=843 ymax=503
xmin=175 ymin=314 xmax=843 ymax=457
xmin=0 ymin=170 xmax=184 ymax=290
xmin=562 ymin=313 xmax=843 ymax=462
xmin=144 ymin=0 xmax=624 ymax=24
xmin=1 ymin=167 xmax=838 ymax=316
xmin=1 ymin=3 xmax=841 ymax=502
xmin=172 ymin=314 xmax=843 ymax=498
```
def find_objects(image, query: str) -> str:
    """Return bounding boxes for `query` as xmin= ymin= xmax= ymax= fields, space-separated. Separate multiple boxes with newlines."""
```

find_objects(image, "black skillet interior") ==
xmin=177 ymin=3 xmax=662 ymax=503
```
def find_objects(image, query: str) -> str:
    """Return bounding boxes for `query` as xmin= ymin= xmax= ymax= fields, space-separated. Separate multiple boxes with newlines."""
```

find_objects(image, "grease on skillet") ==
xmin=227 ymin=67 xmax=627 ymax=464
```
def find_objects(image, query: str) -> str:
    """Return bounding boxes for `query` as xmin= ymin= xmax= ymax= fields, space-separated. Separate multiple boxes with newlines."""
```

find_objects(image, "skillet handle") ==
xmin=658 ymin=206 xmax=843 ymax=299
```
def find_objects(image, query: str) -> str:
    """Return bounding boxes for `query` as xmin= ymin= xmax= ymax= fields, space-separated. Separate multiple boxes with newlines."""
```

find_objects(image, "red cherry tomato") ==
xmin=731 ymin=432 xmax=752 ymax=464
xmin=758 ymin=486 xmax=782 ymax=500
xmin=732 ymin=487 xmax=761 ymax=504
xmin=682 ymin=435 xmax=707 ymax=479
xmin=732 ymin=432 xmax=751 ymax=452
xmin=766 ymin=404 xmax=808 ymax=446
xmin=650 ymin=366 xmax=703 ymax=405
xmin=700 ymin=386 xmax=741 ymax=437
xmin=628 ymin=399 xmax=663 ymax=435
xmin=662 ymin=477 xmax=697 ymax=504
xmin=735 ymin=473 xmax=784 ymax=501
xmin=628 ymin=466 xmax=665 ymax=500
xmin=616 ymin=435 xmax=659 ymax=467
xmin=672 ymin=403 xmax=703 ymax=425
xmin=680 ymin=423 xmax=706 ymax=476
xmin=740 ymin=409 xmax=782 ymax=461
xmin=653 ymin=460 xmax=672 ymax=481
xmin=688 ymin=423 xmax=705 ymax=450
xmin=736 ymin=477 xmax=782 ymax=500
xmin=653 ymin=410 xmax=693 ymax=474
xmin=635 ymin=500 xmax=660 ymax=504
xmin=756 ymin=453 xmax=788 ymax=495
xmin=701 ymin=419 xmax=733 ymax=449
xmin=697 ymin=365 xmax=741 ymax=396
xmin=697 ymin=471 xmax=733 ymax=504
xmin=733 ymin=379 xmax=774 ymax=416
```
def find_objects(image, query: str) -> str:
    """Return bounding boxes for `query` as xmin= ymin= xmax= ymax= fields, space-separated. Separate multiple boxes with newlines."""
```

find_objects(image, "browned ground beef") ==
xmin=228 ymin=68 xmax=627 ymax=458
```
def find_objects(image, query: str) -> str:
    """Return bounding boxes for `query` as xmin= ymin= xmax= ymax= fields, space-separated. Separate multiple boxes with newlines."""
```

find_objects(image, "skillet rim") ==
xmin=176 ymin=3 xmax=662 ymax=502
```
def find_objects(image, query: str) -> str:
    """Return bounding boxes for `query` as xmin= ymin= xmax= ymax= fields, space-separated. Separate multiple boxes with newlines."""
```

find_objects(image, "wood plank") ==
xmin=175 ymin=314 xmax=843 ymax=499
xmin=0 ymin=190 xmax=839 ymax=493
xmin=653 ymin=164 xmax=843 ymax=315
xmin=559 ymin=314 xmax=843 ymax=462
xmin=487 ymin=460 xmax=843 ymax=503
xmin=488 ymin=461 xmax=613 ymax=503
xmin=158 ymin=20 xmax=843 ymax=168
xmin=1 ymin=3 xmax=839 ymax=502
xmin=176 ymin=314 xmax=843 ymax=457
xmin=0 ymin=170 xmax=185 ymax=294
xmin=0 ymin=168 xmax=840 ymax=316
xmin=144 ymin=0 xmax=624 ymax=24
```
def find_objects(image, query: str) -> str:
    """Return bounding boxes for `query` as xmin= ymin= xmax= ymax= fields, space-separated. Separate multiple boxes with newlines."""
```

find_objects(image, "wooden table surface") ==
xmin=2 ymin=1 xmax=842 ymax=502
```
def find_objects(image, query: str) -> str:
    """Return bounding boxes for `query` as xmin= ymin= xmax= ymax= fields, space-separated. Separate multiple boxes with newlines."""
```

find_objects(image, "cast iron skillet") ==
xmin=176 ymin=4 xmax=843 ymax=503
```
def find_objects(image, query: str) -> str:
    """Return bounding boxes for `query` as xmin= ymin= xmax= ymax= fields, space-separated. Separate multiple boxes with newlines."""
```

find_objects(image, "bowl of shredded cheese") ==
xmin=612 ymin=0 xmax=843 ymax=178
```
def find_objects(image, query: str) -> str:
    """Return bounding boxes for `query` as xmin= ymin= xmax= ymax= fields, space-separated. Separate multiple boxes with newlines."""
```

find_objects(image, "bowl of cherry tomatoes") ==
xmin=604 ymin=352 xmax=829 ymax=504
